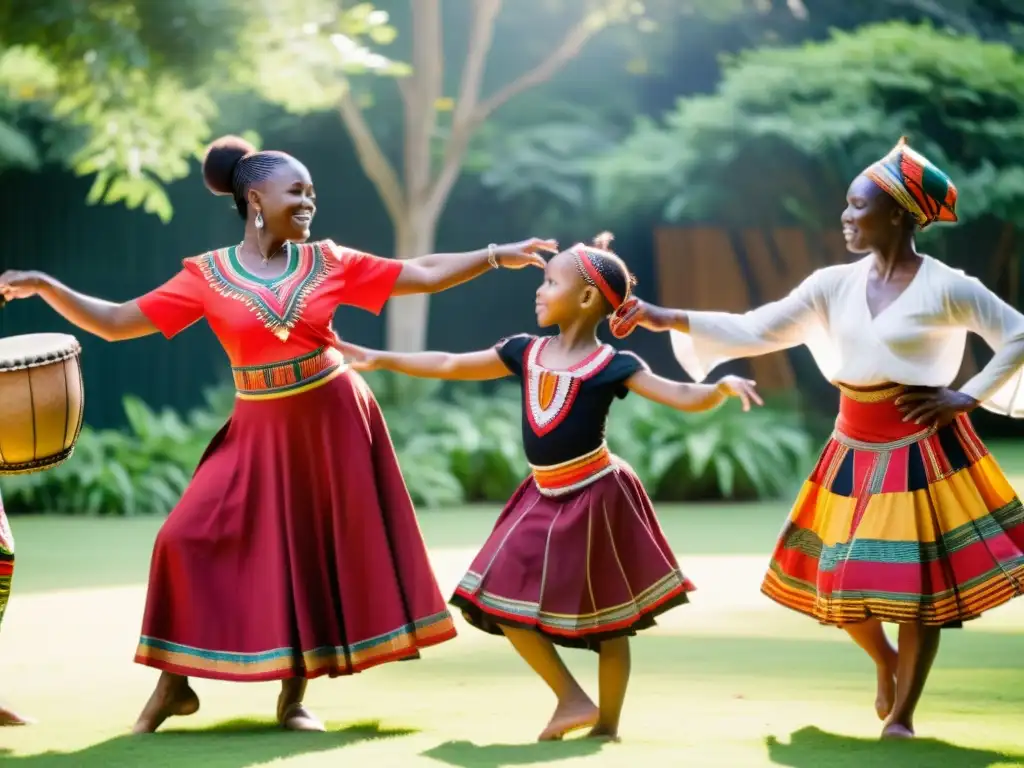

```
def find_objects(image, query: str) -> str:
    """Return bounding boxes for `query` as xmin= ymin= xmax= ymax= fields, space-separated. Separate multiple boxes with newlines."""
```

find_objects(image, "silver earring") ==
xmin=255 ymin=211 xmax=264 ymax=229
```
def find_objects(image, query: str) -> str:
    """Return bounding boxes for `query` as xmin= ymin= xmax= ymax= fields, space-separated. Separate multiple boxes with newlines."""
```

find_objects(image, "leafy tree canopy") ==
xmin=0 ymin=0 xmax=398 ymax=221
xmin=593 ymin=21 xmax=1024 ymax=230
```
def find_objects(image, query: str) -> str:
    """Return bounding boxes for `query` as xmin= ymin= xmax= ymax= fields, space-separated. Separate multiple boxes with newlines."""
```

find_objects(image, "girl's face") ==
xmin=534 ymin=250 xmax=599 ymax=327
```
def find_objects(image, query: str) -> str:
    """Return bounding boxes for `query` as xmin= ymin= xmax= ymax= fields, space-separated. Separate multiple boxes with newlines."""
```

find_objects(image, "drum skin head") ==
xmin=0 ymin=333 xmax=84 ymax=475
xmin=0 ymin=333 xmax=80 ymax=372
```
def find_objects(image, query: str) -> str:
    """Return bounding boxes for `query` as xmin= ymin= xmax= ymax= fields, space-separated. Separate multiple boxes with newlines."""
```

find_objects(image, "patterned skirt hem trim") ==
xmin=449 ymin=572 xmax=692 ymax=649
xmin=760 ymin=566 xmax=1024 ymax=626
xmin=132 ymin=611 xmax=457 ymax=681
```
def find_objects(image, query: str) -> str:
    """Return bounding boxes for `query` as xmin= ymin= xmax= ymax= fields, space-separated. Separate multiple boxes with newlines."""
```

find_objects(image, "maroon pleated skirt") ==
xmin=134 ymin=369 xmax=456 ymax=681
xmin=451 ymin=460 xmax=694 ymax=651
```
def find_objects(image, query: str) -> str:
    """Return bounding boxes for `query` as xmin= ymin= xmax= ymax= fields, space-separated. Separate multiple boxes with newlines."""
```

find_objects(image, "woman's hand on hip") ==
xmin=896 ymin=387 xmax=978 ymax=427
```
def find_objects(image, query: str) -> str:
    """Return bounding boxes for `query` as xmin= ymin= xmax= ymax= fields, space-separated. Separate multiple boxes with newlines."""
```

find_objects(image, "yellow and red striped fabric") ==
xmin=762 ymin=385 xmax=1024 ymax=625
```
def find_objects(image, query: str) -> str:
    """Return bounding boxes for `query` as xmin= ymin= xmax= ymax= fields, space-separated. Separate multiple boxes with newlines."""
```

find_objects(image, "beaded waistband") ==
xmin=833 ymin=382 xmax=946 ymax=445
xmin=232 ymin=347 xmax=346 ymax=400
xmin=835 ymin=382 xmax=907 ymax=403
xmin=530 ymin=444 xmax=615 ymax=498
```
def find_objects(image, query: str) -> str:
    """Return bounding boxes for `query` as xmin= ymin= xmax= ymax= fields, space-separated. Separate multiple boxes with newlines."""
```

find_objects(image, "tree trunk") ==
xmin=386 ymin=210 xmax=437 ymax=352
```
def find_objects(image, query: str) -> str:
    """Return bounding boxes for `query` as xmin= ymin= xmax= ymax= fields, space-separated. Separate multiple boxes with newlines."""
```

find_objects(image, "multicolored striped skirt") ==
xmin=0 ymin=491 xmax=14 ymax=630
xmin=450 ymin=453 xmax=695 ymax=651
xmin=762 ymin=384 xmax=1024 ymax=626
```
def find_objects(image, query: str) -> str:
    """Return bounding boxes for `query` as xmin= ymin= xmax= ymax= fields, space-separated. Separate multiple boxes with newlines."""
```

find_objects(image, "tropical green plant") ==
xmin=1 ymin=387 xmax=230 ymax=516
xmin=607 ymin=392 xmax=817 ymax=502
xmin=358 ymin=371 xmax=528 ymax=506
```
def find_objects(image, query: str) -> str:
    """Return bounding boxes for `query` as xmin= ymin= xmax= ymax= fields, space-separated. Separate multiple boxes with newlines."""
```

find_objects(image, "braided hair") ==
xmin=202 ymin=135 xmax=293 ymax=220
xmin=574 ymin=232 xmax=637 ymax=314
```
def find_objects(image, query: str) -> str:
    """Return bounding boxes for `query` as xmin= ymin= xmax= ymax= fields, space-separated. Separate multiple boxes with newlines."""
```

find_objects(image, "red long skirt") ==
xmin=134 ymin=370 xmax=457 ymax=681
xmin=451 ymin=461 xmax=694 ymax=651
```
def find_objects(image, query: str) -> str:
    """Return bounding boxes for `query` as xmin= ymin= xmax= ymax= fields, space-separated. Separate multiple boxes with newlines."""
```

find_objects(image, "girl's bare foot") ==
xmin=875 ymin=662 xmax=898 ymax=720
xmin=537 ymin=697 xmax=599 ymax=741
xmin=881 ymin=720 xmax=915 ymax=739
xmin=277 ymin=679 xmax=325 ymax=732
xmin=586 ymin=723 xmax=620 ymax=742
xmin=132 ymin=675 xmax=200 ymax=734
xmin=0 ymin=704 xmax=34 ymax=726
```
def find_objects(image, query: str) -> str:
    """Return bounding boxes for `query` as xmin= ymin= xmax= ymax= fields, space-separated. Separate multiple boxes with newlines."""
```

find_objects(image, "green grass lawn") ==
xmin=2 ymin=453 xmax=1024 ymax=766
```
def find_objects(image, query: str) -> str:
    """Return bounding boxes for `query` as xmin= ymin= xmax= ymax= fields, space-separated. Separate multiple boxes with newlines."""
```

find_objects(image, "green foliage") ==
xmin=357 ymin=371 xmax=529 ymax=508
xmin=594 ymin=21 xmax=1024 ymax=229
xmin=3 ymin=372 xmax=817 ymax=515
xmin=464 ymin=0 xmax=802 ymax=232
xmin=2 ymin=387 xmax=233 ymax=516
xmin=468 ymin=102 xmax=623 ymax=232
xmin=0 ymin=0 xmax=247 ymax=220
xmin=0 ymin=0 xmax=402 ymax=221
xmin=234 ymin=1 xmax=408 ymax=114
xmin=607 ymin=393 xmax=816 ymax=501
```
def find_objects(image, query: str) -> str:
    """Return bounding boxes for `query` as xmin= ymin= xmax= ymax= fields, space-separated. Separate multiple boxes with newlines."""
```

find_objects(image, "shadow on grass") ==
xmin=0 ymin=718 xmax=416 ymax=768
xmin=767 ymin=726 xmax=1024 ymax=768
xmin=422 ymin=738 xmax=606 ymax=768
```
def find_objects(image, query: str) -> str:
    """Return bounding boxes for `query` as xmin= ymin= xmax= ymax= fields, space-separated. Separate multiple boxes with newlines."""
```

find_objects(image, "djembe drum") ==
xmin=0 ymin=333 xmax=84 ymax=475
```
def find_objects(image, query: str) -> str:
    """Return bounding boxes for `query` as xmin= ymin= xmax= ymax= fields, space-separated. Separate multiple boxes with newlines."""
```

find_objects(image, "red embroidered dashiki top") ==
xmin=137 ymin=239 xmax=401 ymax=369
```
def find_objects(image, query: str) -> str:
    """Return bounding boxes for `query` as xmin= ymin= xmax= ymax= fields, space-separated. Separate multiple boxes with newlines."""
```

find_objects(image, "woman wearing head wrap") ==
xmin=0 ymin=135 xmax=557 ymax=733
xmin=610 ymin=138 xmax=1024 ymax=739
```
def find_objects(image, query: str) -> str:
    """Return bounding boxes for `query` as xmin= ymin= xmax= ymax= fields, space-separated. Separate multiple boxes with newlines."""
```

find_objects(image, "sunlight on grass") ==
xmin=2 ymin=501 xmax=1022 ymax=767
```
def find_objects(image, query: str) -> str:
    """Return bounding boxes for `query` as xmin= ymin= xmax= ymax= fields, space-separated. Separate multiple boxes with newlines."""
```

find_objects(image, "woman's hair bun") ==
xmin=202 ymin=135 xmax=256 ymax=196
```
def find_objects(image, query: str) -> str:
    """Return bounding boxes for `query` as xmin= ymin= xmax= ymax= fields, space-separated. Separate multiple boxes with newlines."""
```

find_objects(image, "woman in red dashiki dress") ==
xmin=339 ymin=234 xmax=762 ymax=742
xmin=0 ymin=134 xmax=555 ymax=734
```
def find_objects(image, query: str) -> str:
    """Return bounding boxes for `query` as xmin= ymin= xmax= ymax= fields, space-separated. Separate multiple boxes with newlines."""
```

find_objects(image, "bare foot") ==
xmin=881 ymin=720 xmax=915 ymax=739
xmin=537 ymin=697 xmax=599 ymax=741
xmin=0 ymin=704 xmax=34 ymax=726
xmin=875 ymin=664 xmax=897 ymax=721
xmin=279 ymin=702 xmax=326 ymax=732
xmin=276 ymin=681 xmax=325 ymax=732
xmin=586 ymin=723 xmax=620 ymax=742
xmin=132 ymin=679 xmax=200 ymax=734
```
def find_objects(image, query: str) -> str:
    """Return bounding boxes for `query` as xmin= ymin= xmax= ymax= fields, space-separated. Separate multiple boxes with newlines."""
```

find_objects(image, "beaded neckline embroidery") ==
xmin=524 ymin=337 xmax=615 ymax=437
xmin=190 ymin=241 xmax=333 ymax=341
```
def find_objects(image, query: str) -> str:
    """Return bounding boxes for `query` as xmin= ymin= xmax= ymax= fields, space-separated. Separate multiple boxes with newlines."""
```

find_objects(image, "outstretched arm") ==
xmin=609 ymin=271 xmax=835 ymax=383
xmin=611 ymin=279 xmax=820 ymax=344
xmin=337 ymin=340 xmax=512 ymax=382
xmin=0 ymin=270 xmax=158 ymax=342
xmin=625 ymin=369 xmax=763 ymax=413
xmin=391 ymin=238 xmax=556 ymax=296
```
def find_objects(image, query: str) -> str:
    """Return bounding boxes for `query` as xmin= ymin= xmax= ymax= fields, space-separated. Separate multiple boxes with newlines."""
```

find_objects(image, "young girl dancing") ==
xmin=339 ymin=234 xmax=761 ymax=742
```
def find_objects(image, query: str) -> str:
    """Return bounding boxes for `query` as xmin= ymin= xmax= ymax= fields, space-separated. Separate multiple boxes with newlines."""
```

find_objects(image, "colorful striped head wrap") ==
xmin=570 ymin=243 xmax=631 ymax=310
xmin=863 ymin=137 xmax=958 ymax=229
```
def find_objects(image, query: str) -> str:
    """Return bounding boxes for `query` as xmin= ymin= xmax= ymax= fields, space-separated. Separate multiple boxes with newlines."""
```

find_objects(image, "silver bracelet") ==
xmin=487 ymin=243 xmax=500 ymax=269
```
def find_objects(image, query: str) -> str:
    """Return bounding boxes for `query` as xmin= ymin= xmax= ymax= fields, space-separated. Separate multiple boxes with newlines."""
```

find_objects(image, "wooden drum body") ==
xmin=0 ymin=334 xmax=84 ymax=475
